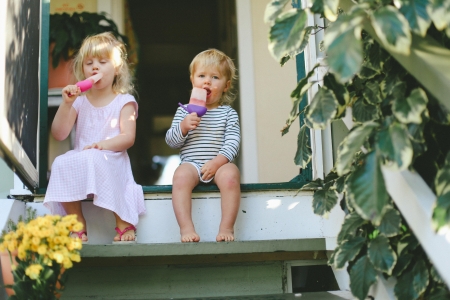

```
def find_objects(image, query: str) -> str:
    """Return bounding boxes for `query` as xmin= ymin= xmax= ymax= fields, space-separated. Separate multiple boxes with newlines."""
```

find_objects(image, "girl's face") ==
xmin=82 ymin=54 xmax=117 ymax=91
xmin=191 ymin=64 xmax=230 ymax=109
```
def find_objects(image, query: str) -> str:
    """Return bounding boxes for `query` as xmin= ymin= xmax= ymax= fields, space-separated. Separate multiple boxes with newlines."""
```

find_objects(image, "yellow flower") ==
xmin=25 ymin=264 xmax=43 ymax=280
xmin=70 ymin=253 xmax=81 ymax=262
xmin=53 ymin=251 xmax=64 ymax=264
xmin=72 ymin=223 xmax=83 ymax=232
xmin=31 ymin=236 xmax=40 ymax=246
xmin=37 ymin=244 xmax=47 ymax=255
xmin=63 ymin=257 xmax=73 ymax=269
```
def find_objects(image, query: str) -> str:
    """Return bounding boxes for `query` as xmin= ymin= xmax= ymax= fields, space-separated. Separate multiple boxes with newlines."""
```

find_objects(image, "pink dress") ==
xmin=44 ymin=94 xmax=146 ymax=226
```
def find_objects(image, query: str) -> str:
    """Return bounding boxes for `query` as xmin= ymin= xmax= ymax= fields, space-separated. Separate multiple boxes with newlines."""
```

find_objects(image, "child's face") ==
xmin=82 ymin=54 xmax=117 ymax=91
xmin=191 ymin=65 xmax=230 ymax=109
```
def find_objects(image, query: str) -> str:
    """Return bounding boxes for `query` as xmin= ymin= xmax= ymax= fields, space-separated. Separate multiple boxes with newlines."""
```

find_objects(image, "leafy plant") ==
xmin=0 ymin=213 xmax=83 ymax=299
xmin=265 ymin=0 xmax=450 ymax=299
xmin=50 ymin=12 xmax=127 ymax=68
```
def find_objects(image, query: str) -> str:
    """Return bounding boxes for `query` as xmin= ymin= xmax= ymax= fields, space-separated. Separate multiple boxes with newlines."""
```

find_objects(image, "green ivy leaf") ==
xmin=393 ymin=88 xmax=429 ymax=124
xmin=323 ymin=73 xmax=349 ymax=107
xmin=429 ymin=0 xmax=450 ymax=31
xmin=428 ymin=287 xmax=450 ymax=299
xmin=412 ymin=259 xmax=430 ymax=296
xmin=347 ymin=151 xmax=389 ymax=225
xmin=294 ymin=124 xmax=312 ymax=168
xmin=336 ymin=122 xmax=379 ymax=176
xmin=264 ymin=0 xmax=291 ymax=24
xmin=268 ymin=9 xmax=309 ymax=61
xmin=392 ymin=253 xmax=413 ymax=277
xmin=397 ymin=233 xmax=419 ymax=255
xmin=368 ymin=235 xmax=397 ymax=275
xmin=335 ymin=175 xmax=347 ymax=193
xmin=371 ymin=6 xmax=412 ymax=55
xmin=312 ymin=188 xmax=338 ymax=216
xmin=352 ymin=99 xmax=381 ymax=123
xmin=378 ymin=207 xmax=402 ymax=237
xmin=363 ymin=81 xmax=383 ymax=105
xmin=334 ymin=236 xmax=366 ymax=269
xmin=306 ymin=87 xmax=339 ymax=129
xmin=430 ymin=265 xmax=444 ymax=284
xmin=377 ymin=122 xmax=413 ymax=170
xmin=337 ymin=212 xmax=367 ymax=243
xmin=350 ymin=255 xmax=378 ymax=300
xmin=396 ymin=0 xmax=432 ymax=36
xmin=311 ymin=0 xmax=339 ymax=21
xmin=433 ymin=191 xmax=450 ymax=229
xmin=435 ymin=152 xmax=450 ymax=196
xmin=395 ymin=268 xmax=421 ymax=300
xmin=300 ymin=178 xmax=324 ymax=190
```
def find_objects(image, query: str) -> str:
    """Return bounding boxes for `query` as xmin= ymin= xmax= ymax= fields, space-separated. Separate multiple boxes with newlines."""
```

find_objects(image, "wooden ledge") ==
xmin=80 ymin=238 xmax=326 ymax=258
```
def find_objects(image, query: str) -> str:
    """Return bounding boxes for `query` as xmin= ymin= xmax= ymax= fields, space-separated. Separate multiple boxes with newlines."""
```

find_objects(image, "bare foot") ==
xmin=180 ymin=227 xmax=200 ymax=243
xmin=216 ymin=228 xmax=234 ymax=242
xmin=113 ymin=226 xmax=136 ymax=242
xmin=70 ymin=231 xmax=88 ymax=243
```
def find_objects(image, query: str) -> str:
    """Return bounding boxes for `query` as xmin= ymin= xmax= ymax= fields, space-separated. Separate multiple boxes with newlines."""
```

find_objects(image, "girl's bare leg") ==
xmin=113 ymin=213 xmax=136 ymax=242
xmin=172 ymin=163 xmax=200 ymax=242
xmin=214 ymin=163 xmax=241 ymax=242
xmin=61 ymin=201 xmax=88 ymax=242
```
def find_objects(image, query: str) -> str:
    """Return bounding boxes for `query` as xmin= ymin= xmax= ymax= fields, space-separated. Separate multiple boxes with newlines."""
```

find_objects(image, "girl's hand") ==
xmin=180 ymin=112 xmax=201 ymax=135
xmin=62 ymin=85 xmax=81 ymax=103
xmin=83 ymin=142 xmax=105 ymax=151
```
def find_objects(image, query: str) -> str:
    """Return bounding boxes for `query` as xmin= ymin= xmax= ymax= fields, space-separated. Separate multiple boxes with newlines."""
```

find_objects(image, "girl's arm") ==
xmin=84 ymin=102 xmax=136 ymax=152
xmin=51 ymin=85 xmax=80 ymax=141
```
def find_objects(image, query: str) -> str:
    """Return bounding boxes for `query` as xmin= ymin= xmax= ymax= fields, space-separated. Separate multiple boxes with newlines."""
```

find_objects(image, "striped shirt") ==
xmin=165 ymin=105 xmax=241 ymax=167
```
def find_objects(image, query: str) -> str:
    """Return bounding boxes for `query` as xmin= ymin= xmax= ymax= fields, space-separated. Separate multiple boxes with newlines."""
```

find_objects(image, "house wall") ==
xmin=237 ymin=1 xmax=300 ymax=184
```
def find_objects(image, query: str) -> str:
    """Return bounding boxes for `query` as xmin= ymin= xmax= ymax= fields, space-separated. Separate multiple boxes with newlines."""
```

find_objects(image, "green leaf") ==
xmin=264 ymin=0 xmax=291 ymax=24
xmin=433 ymin=191 xmax=450 ymax=229
xmin=378 ymin=207 xmax=402 ymax=237
xmin=393 ymin=88 xmax=429 ymax=124
xmin=412 ymin=259 xmax=430 ymax=296
xmin=334 ymin=236 xmax=366 ymax=269
xmin=395 ymin=269 xmax=421 ymax=300
xmin=335 ymin=175 xmax=347 ymax=193
xmin=325 ymin=26 xmax=363 ymax=82
xmin=397 ymin=233 xmax=419 ymax=255
xmin=396 ymin=0 xmax=432 ymax=36
xmin=377 ymin=122 xmax=413 ymax=170
xmin=428 ymin=287 xmax=450 ymax=299
xmin=306 ymin=87 xmax=339 ymax=129
xmin=368 ymin=235 xmax=397 ymax=274
xmin=268 ymin=9 xmax=309 ymax=61
xmin=435 ymin=152 xmax=450 ymax=196
xmin=300 ymin=178 xmax=324 ymax=190
xmin=337 ymin=212 xmax=367 ymax=243
xmin=392 ymin=253 xmax=413 ymax=277
xmin=347 ymin=151 xmax=390 ymax=225
xmin=363 ymin=81 xmax=383 ymax=105
xmin=323 ymin=73 xmax=349 ymax=107
xmin=429 ymin=0 xmax=450 ymax=31
xmin=350 ymin=255 xmax=378 ymax=300
xmin=310 ymin=0 xmax=339 ymax=21
xmin=294 ymin=124 xmax=312 ymax=168
xmin=430 ymin=265 xmax=444 ymax=284
xmin=312 ymin=188 xmax=339 ymax=216
xmin=371 ymin=6 xmax=412 ymax=55
xmin=336 ymin=122 xmax=379 ymax=176
xmin=352 ymin=99 xmax=381 ymax=123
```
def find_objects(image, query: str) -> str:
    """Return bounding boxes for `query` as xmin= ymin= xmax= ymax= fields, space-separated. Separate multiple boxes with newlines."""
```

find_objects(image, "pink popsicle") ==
xmin=76 ymin=73 xmax=103 ymax=92
xmin=189 ymin=87 xmax=206 ymax=106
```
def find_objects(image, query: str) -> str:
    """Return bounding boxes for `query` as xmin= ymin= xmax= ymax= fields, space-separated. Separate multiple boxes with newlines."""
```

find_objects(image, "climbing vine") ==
xmin=265 ymin=0 xmax=450 ymax=299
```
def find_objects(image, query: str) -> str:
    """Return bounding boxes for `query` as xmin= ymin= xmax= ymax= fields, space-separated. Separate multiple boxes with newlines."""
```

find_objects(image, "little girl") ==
xmin=44 ymin=32 xmax=145 ymax=244
xmin=166 ymin=49 xmax=241 ymax=243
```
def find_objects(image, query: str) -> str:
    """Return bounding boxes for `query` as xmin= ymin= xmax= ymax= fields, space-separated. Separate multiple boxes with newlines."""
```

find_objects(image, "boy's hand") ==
xmin=180 ymin=112 xmax=201 ymax=136
xmin=62 ymin=85 xmax=81 ymax=104
xmin=201 ymin=160 xmax=221 ymax=181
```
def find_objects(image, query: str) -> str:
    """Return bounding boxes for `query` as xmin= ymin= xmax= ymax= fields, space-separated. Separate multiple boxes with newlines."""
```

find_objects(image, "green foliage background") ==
xmin=265 ymin=0 xmax=450 ymax=298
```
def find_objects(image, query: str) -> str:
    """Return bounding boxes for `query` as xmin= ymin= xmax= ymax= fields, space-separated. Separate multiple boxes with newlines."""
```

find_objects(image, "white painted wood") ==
xmin=382 ymin=167 xmax=450 ymax=287
xmin=236 ymin=0 xmax=259 ymax=183
xmin=97 ymin=0 xmax=124 ymax=34
xmin=370 ymin=274 xmax=396 ymax=300
xmin=10 ymin=174 xmax=32 ymax=195
xmin=31 ymin=190 xmax=345 ymax=245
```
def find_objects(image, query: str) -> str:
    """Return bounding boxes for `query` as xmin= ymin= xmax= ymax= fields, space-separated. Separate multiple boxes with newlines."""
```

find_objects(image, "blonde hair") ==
xmin=73 ymin=32 xmax=134 ymax=95
xmin=189 ymin=49 xmax=237 ymax=106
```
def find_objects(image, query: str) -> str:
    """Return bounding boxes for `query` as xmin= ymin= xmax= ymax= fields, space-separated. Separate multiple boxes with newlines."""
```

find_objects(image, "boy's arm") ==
xmin=166 ymin=108 xmax=190 ymax=149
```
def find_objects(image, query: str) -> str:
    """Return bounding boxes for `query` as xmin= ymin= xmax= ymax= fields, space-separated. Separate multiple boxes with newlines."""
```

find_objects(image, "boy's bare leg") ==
xmin=113 ymin=213 xmax=136 ymax=242
xmin=61 ymin=201 xmax=88 ymax=242
xmin=172 ymin=163 xmax=201 ymax=242
xmin=214 ymin=163 xmax=240 ymax=242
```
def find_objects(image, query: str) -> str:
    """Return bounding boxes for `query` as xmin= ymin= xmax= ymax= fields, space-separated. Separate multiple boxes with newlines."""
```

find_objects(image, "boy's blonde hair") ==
xmin=73 ymin=32 xmax=134 ymax=95
xmin=189 ymin=49 xmax=237 ymax=106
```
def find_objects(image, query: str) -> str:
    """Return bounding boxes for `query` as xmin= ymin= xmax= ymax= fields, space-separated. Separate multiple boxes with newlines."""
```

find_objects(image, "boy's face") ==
xmin=191 ymin=64 xmax=230 ymax=110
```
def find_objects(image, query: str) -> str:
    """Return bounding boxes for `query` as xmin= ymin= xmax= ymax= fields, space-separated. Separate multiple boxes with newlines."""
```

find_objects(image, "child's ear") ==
xmin=223 ymin=80 xmax=231 ymax=93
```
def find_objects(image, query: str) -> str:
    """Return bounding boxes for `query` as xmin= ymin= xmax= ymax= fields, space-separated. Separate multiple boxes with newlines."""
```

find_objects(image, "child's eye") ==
xmin=213 ymin=76 xmax=219 ymax=79
xmin=198 ymin=74 xmax=205 ymax=78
